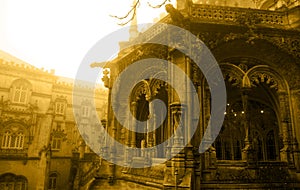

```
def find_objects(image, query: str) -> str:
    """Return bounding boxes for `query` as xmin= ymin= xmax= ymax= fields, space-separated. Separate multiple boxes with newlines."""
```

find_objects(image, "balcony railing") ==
xmin=190 ymin=4 xmax=288 ymax=26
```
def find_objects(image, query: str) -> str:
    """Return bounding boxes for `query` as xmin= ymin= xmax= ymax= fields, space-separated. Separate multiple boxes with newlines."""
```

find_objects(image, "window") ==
xmin=13 ymin=86 xmax=28 ymax=104
xmin=0 ymin=173 xmax=27 ymax=190
xmin=55 ymin=102 xmax=65 ymax=115
xmin=11 ymin=79 xmax=31 ymax=104
xmin=48 ymin=173 xmax=57 ymax=190
xmin=82 ymin=106 xmax=90 ymax=117
xmin=1 ymin=131 xmax=24 ymax=150
xmin=51 ymin=138 xmax=62 ymax=150
xmin=214 ymin=125 xmax=244 ymax=160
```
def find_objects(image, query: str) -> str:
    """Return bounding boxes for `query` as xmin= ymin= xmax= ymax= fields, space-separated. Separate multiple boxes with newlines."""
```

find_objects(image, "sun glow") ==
xmin=0 ymin=0 xmax=175 ymax=79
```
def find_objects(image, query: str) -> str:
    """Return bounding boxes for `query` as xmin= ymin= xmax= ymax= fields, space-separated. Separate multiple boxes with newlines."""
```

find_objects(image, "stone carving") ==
xmin=102 ymin=69 xmax=110 ymax=88
xmin=196 ymin=29 xmax=300 ymax=62
xmin=249 ymin=72 xmax=278 ymax=90
xmin=165 ymin=4 xmax=186 ymax=25
xmin=257 ymin=164 xmax=290 ymax=182
xmin=215 ymin=168 xmax=254 ymax=182
xmin=151 ymin=79 xmax=166 ymax=98
xmin=265 ymin=37 xmax=300 ymax=60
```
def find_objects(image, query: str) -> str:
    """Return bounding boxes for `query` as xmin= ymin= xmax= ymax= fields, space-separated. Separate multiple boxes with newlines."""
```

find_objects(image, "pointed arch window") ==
xmin=1 ymin=130 xmax=24 ymax=150
xmin=11 ymin=79 xmax=32 ymax=104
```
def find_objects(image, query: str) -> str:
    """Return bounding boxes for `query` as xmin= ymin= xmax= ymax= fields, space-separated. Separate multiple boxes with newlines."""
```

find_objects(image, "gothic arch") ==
xmin=220 ymin=63 xmax=245 ymax=87
xmin=212 ymin=38 xmax=300 ymax=89
xmin=10 ymin=78 xmax=32 ymax=104
xmin=149 ymin=77 xmax=167 ymax=98
xmin=130 ymin=80 xmax=151 ymax=102
xmin=245 ymin=65 xmax=291 ymax=126
xmin=246 ymin=65 xmax=289 ymax=92
xmin=10 ymin=78 xmax=32 ymax=90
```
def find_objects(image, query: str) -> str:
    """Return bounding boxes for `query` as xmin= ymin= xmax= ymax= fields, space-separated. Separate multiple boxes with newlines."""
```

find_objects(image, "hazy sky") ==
xmin=0 ymin=0 xmax=174 ymax=79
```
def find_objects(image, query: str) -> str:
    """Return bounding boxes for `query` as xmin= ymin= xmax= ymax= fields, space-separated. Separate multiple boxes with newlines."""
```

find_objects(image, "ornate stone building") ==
xmin=89 ymin=0 xmax=300 ymax=189
xmin=0 ymin=50 xmax=107 ymax=190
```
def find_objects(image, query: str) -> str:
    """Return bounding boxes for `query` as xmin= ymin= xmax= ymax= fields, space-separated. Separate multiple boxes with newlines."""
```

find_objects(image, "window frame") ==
xmin=1 ymin=130 xmax=25 ymax=150
xmin=51 ymin=137 xmax=62 ymax=151
xmin=81 ymin=105 xmax=90 ymax=117
xmin=48 ymin=173 xmax=58 ymax=190
xmin=55 ymin=102 xmax=65 ymax=115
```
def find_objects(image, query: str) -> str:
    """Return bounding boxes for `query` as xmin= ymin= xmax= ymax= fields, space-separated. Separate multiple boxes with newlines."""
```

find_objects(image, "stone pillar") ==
xmin=124 ymin=104 xmax=132 ymax=166
xmin=202 ymin=88 xmax=214 ymax=178
xmin=278 ymin=92 xmax=291 ymax=163
xmin=38 ymin=146 xmax=51 ymax=190
xmin=280 ymin=119 xmax=290 ymax=162
xmin=202 ymin=88 xmax=212 ymax=152
xmin=101 ymin=119 xmax=109 ymax=159
xmin=108 ymin=115 xmax=117 ymax=184
xmin=147 ymin=101 xmax=157 ymax=158
xmin=241 ymin=88 xmax=253 ymax=161
xmin=147 ymin=101 xmax=153 ymax=148
xmin=292 ymin=138 xmax=300 ymax=171
xmin=130 ymin=102 xmax=137 ymax=148
xmin=170 ymin=103 xmax=186 ymax=178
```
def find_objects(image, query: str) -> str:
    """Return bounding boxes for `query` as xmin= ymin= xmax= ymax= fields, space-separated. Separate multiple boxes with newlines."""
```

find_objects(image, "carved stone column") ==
xmin=101 ymin=119 xmax=108 ymax=159
xmin=278 ymin=92 xmax=291 ymax=163
xmin=108 ymin=115 xmax=117 ymax=183
xmin=202 ymin=88 xmax=215 ymax=175
xmin=202 ymin=88 xmax=212 ymax=151
xmin=130 ymin=102 xmax=137 ymax=149
xmin=147 ymin=101 xmax=157 ymax=158
xmin=170 ymin=103 xmax=185 ymax=178
xmin=241 ymin=88 xmax=253 ymax=161
xmin=171 ymin=103 xmax=185 ymax=155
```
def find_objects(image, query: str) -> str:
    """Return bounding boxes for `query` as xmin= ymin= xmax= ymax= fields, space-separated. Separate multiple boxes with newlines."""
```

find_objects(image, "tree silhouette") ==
xmin=110 ymin=0 xmax=171 ymax=26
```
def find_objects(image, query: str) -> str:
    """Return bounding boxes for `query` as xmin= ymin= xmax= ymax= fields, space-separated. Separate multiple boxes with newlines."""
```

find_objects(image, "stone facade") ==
xmin=90 ymin=0 xmax=300 ymax=189
xmin=0 ymin=50 xmax=107 ymax=190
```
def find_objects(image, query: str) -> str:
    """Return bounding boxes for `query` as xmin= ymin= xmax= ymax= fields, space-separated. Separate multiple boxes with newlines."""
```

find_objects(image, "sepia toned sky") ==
xmin=0 ymin=0 xmax=174 ymax=79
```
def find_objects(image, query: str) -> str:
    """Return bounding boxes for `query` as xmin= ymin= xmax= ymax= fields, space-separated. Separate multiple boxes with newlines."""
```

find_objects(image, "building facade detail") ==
xmin=89 ymin=0 xmax=300 ymax=189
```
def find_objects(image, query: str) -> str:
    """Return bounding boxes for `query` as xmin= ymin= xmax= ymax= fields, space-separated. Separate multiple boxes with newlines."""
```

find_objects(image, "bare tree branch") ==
xmin=110 ymin=0 xmax=140 ymax=25
xmin=147 ymin=0 xmax=170 ymax=8
xmin=110 ymin=0 xmax=170 ymax=26
xmin=118 ymin=8 xmax=138 ymax=26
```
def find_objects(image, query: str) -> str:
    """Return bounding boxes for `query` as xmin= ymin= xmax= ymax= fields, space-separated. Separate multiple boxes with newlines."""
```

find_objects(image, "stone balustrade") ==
xmin=190 ymin=4 xmax=287 ymax=26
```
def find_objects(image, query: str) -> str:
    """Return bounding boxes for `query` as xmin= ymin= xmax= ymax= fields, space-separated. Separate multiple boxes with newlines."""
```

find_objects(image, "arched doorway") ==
xmin=129 ymin=79 xmax=169 ymax=158
xmin=213 ymin=61 xmax=287 ymax=162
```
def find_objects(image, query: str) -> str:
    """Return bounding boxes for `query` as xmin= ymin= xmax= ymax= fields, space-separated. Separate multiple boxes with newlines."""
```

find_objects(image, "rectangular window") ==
xmin=48 ymin=175 xmax=57 ymax=190
xmin=13 ymin=86 xmax=27 ymax=104
xmin=52 ymin=138 xmax=62 ymax=150
xmin=82 ymin=106 xmax=90 ymax=117
xmin=55 ymin=102 xmax=65 ymax=115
